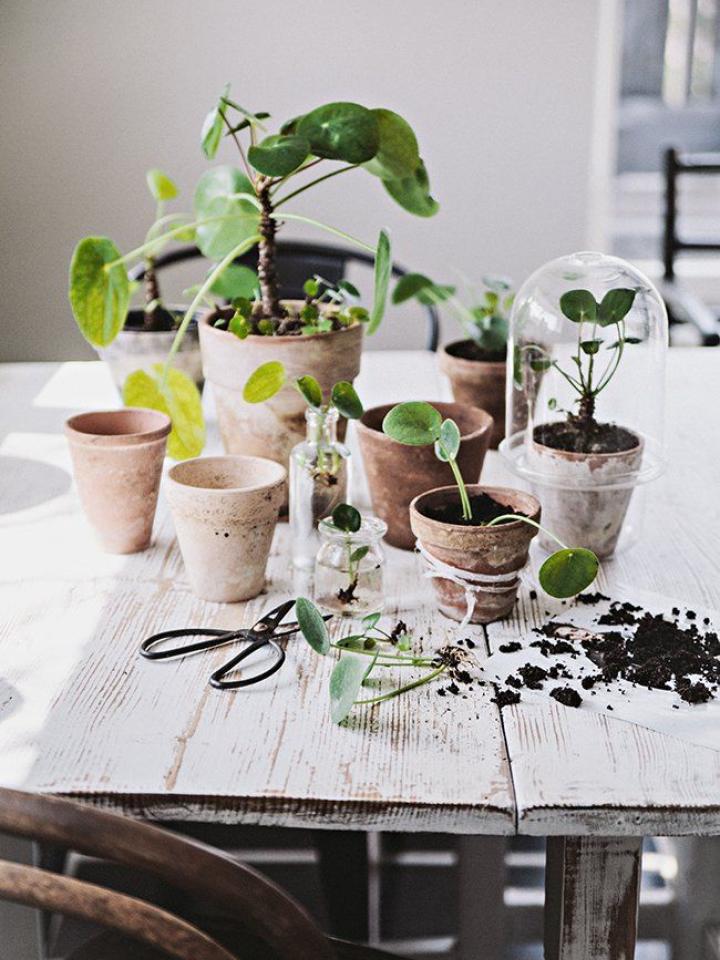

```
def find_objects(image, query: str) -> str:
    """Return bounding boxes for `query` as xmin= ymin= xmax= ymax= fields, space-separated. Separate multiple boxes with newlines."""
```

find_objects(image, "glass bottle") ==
xmin=290 ymin=407 xmax=351 ymax=569
xmin=314 ymin=515 xmax=387 ymax=617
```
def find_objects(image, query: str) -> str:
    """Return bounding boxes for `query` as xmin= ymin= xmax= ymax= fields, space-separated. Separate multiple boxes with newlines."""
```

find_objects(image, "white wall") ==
xmin=0 ymin=0 xmax=620 ymax=360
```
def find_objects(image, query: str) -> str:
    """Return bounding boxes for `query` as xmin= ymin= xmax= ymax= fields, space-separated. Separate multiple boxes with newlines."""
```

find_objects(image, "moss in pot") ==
xmin=393 ymin=274 xmax=514 ymax=448
xmin=383 ymin=402 xmax=599 ymax=623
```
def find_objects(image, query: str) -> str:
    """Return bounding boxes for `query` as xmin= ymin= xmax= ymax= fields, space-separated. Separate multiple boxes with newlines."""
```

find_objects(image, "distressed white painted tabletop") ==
xmin=0 ymin=351 xmax=718 ymax=837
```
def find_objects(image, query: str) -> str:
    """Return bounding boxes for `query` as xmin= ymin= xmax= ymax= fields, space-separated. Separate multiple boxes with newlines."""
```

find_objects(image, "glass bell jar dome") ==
xmin=500 ymin=251 xmax=667 ymax=559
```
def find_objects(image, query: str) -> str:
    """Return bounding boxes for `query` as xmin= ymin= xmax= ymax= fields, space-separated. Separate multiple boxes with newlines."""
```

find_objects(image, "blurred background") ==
xmin=2 ymin=0 xmax=718 ymax=360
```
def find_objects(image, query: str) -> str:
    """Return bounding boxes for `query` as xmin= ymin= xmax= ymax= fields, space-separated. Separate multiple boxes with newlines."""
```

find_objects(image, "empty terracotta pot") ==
xmin=438 ymin=341 xmax=506 ymax=448
xmin=65 ymin=408 xmax=170 ymax=554
xmin=357 ymin=402 xmax=494 ymax=550
xmin=409 ymin=485 xmax=541 ymax=623
xmin=166 ymin=455 xmax=287 ymax=602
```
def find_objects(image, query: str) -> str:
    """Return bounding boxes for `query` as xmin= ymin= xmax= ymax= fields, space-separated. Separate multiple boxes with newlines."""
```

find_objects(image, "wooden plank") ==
xmin=0 ymin=356 xmax=513 ymax=834
xmin=544 ymin=836 xmax=641 ymax=960
xmin=483 ymin=350 xmax=720 ymax=835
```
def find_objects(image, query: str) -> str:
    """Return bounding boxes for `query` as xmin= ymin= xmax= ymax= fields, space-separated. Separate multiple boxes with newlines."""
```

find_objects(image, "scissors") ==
xmin=140 ymin=599 xmax=330 ymax=690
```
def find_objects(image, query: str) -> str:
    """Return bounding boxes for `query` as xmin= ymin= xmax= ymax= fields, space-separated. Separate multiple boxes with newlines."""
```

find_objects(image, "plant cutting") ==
xmin=243 ymin=361 xmax=362 ymax=558
xmin=382 ymin=402 xmax=599 ymax=623
xmin=313 ymin=504 xmax=387 ymax=615
xmin=393 ymin=274 xmax=514 ymax=448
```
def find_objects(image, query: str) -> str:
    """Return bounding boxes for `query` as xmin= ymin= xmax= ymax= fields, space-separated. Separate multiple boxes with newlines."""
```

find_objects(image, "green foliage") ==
xmin=146 ymin=169 xmax=178 ymax=202
xmin=382 ymin=401 xmax=443 ymax=446
xmin=597 ymin=288 xmax=636 ymax=326
xmin=331 ymin=502 xmax=362 ymax=533
xmin=538 ymin=548 xmax=599 ymax=599
xmin=297 ymin=102 xmax=380 ymax=163
xmin=329 ymin=653 xmax=370 ymax=724
xmin=209 ymin=263 xmax=258 ymax=300
xmin=201 ymin=84 xmax=229 ymax=159
xmin=193 ymin=166 xmax=259 ymax=260
xmin=296 ymin=374 xmax=323 ymax=408
xmin=383 ymin=159 xmax=438 ymax=217
xmin=68 ymin=237 xmax=130 ymax=347
xmin=248 ymin=134 xmax=309 ymax=177
xmin=367 ymin=229 xmax=392 ymax=335
xmin=242 ymin=360 xmax=287 ymax=403
xmin=364 ymin=109 xmax=419 ymax=180
xmin=435 ymin=418 xmax=461 ymax=462
xmin=330 ymin=381 xmax=363 ymax=419
xmin=123 ymin=365 xmax=205 ymax=460
xmin=295 ymin=597 xmax=330 ymax=655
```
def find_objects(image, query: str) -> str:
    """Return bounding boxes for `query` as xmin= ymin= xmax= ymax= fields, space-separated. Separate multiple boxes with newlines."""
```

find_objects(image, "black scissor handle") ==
xmin=140 ymin=627 xmax=244 ymax=660
xmin=210 ymin=637 xmax=286 ymax=689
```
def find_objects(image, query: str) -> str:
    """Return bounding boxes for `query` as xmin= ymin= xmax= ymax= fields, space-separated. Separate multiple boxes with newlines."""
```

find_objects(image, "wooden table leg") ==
xmin=457 ymin=837 xmax=506 ymax=960
xmin=544 ymin=836 xmax=642 ymax=960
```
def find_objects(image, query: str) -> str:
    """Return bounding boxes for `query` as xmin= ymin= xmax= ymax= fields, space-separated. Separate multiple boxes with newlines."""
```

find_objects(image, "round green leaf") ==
xmin=296 ymin=374 xmax=323 ymax=408
xmin=392 ymin=272 xmax=434 ymax=305
xmin=597 ymin=288 xmax=636 ymax=327
xmin=248 ymin=134 xmax=310 ymax=177
xmin=146 ymin=169 xmax=178 ymax=202
xmin=209 ymin=263 xmax=258 ymax=300
xmin=559 ymin=289 xmax=597 ymax=323
xmin=436 ymin=418 xmax=461 ymax=461
xmin=367 ymin=228 xmax=391 ymax=335
xmin=382 ymin=401 xmax=443 ymax=446
xmin=123 ymin=365 xmax=205 ymax=460
xmin=538 ymin=548 xmax=599 ymax=599
xmin=383 ymin=159 xmax=439 ymax=217
xmin=330 ymin=381 xmax=363 ymax=419
xmin=473 ymin=314 xmax=509 ymax=354
xmin=297 ymin=102 xmax=380 ymax=164
xmin=69 ymin=237 xmax=130 ymax=347
xmin=295 ymin=597 xmax=330 ymax=655
xmin=364 ymin=109 xmax=420 ymax=180
xmin=329 ymin=653 xmax=368 ymax=724
xmin=337 ymin=279 xmax=360 ymax=298
xmin=243 ymin=361 xmax=287 ymax=403
xmin=579 ymin=338 xmax=602 ymax=355
xmin=332 ymin=503 xmax=362 ymax=533
xmin=194 ymin=166 xmax=260 ymax=260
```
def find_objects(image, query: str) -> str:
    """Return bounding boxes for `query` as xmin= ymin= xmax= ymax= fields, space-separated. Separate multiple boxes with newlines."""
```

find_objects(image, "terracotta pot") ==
xmin=97 ymin=309 xmax=203 ymax=393
xmin=439 ymin=341 xmax=506 ymax=448
xmin=527 ymin=432 xmax=643 ymax=559
xmin=199 ymin=308 xmax=363 ymax=468
xmin=65 ymin=408 xmax=170 ymax=554
xmin=166 ymin=455 xmax=287 ymax=602
xmin=357 ymin=402 xmax=494 ymax=550
xmin=409 ymin=485 xmax=541 ymax=624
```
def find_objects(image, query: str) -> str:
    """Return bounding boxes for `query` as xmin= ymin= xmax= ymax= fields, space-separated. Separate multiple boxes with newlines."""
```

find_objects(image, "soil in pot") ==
xmin=445 ymin=340 xmax=506 ymax=364
xmin=420 ymin=491 xmax=526 ymax=527
xmin=209 ymin=304 xmax=351 ymax=336
xmin=534 ymin=420 xmax=639 ymax=455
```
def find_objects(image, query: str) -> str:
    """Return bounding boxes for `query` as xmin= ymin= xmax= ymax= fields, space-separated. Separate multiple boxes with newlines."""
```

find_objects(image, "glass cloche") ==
xmin=500 ymin=251 xmax=667 ymax=558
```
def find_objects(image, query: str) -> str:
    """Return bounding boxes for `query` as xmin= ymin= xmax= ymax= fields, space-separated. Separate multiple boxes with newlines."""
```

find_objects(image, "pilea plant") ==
xmin=328 ymin=504 xmax=369 ymax=604
xmin=393 ymin=273 xmax=514 ymax=357
xmin=295 ymin=598 xmax=455 ymax=724
xmin=382 ymin=401 xmax=599 ymax=598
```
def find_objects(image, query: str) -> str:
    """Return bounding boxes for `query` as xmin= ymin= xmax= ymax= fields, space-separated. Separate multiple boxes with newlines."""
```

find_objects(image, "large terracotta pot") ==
xmin=527 ymin=432 xmax=643 ymax=559
xmin=166 ymin=455 xmax=287 ymax=602
xmin=97 ymin=309 xmax=203 ymax=393
xmin=409 ymin=485 xmax=540 ymax=624
xmin=439 ymin=340 xmax=506 ymax=449
xmin=357 ymin=402 xmax=493 ymax=550
xmin=199 ymin=308 xmax=363 ymax=468
xmin=65 ymin=408 xmax=170 ymax=554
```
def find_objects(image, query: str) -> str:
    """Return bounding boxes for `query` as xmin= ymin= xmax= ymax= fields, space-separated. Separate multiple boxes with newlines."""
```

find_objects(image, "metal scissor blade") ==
xmin=247 ymin=599 xmax=297 ymax=637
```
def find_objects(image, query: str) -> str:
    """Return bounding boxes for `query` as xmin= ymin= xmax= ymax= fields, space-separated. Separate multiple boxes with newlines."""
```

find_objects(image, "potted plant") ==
xmin=392 ymin=274 xmax=513 ymax=448
xmin=382 ymin=402 xmax=599 ymax=623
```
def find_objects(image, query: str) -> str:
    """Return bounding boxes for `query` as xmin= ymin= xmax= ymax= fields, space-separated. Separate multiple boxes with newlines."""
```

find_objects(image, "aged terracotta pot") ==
xmin=97 ymin=309 xmax=203 ymax=393
xmin=527 ymin=433 xmax=643 ymax=559
xmin=166 ymin=455 xmax=287 ymax=602
xmin=65 ymin=408 xmax=170 ymax=554
xmin=438 ymin=341 xmax=506 ymax=449
xmin=409 ymin=485 xmax=540 ymax=623
xmin=199 ymin=308 xmax=363 ymax=468
xmin=357 ymin=402 xmax=493 ymax=550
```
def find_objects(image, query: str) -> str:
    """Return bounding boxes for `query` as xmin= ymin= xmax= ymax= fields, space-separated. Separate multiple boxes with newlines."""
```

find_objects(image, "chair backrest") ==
xmin=0 ymin=787 xmax=333 ymax=960
xmin=129 ymin=240 xmax=440 ymax=351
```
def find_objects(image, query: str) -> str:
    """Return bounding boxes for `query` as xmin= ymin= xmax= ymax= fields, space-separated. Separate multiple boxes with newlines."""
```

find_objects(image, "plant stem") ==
xmin=355 ymin=665 xmax=447 ymax=706
xmin=255 ymin=179 xmax=283 ymax=318
xmin=486 ymin=513 xmax=568 ymax=550
xmin=269 ymin=213 xmax=375 ymax=253
xmin=105 ymin=215 xmax=251 ymax=269
xmin=447 ymin=457 xmax=473 ymax=521
xmin=220 ymin=107 xmax=256 ymax=189
xmin=273 ymin=165 xmax=359 ymax=208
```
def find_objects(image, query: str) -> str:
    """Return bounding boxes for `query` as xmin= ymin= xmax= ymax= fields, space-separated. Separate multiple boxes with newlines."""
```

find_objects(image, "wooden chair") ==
xmin=0 ymin=788 xmax=403 ymax=960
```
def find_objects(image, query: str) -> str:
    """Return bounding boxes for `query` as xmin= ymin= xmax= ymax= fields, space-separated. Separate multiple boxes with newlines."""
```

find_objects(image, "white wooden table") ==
xmin=1 ymin=350 xmax=719 ymax=960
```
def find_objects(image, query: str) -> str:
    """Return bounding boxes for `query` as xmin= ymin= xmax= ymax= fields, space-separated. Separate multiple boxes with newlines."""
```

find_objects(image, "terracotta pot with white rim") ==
xmin=438 ymin=340 xmax=506 ymax=449
xmin=527 ymin=431 xmax=643 ymax=559
xmin=409 ymin=485 xmax=541 ymax=624
xmin=65 ymin=408 xmax=170 ymax=554
xmin=166 ymin=455 xmax=287 ymax=603
xmin=199 ymin=307 xmax=363 ymax=469
xmin=357 ymin=401 xmax=494 ymax=550
xmin=96 ymin=308 xmax=203 ymax=393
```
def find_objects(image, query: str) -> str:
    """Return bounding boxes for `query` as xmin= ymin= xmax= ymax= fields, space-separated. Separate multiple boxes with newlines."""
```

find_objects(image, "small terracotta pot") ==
xmin=166 ymin=455 xmax=287 ymax=603
xmin=357 ymin=402 xmax=494 ymax=550
xmin=199 ymin=308 xmax=363 ymax=468
xmin=439 ymin=341 xmax=506 ymax=448
xmin=527 ymin=433 xmax=643 ymax=559
xmin=65 ymin=408 xmax=170 ymax=554
xmin=409 ymin=485 xmax=541 ymax=624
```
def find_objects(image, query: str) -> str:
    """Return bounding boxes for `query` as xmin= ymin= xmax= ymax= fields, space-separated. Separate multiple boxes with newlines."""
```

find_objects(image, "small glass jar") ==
xmin=290 ymin=408 xmax=351 ymax=569
xmin=314 ymin=515 xmax=387 ymax=617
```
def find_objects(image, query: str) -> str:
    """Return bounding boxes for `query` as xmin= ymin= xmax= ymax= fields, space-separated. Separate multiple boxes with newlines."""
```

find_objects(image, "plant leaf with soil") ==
xmin=329 ymin=652 xmax=370 ymax=724
xmin=559 ymin=289 xmax=597 ymax=323
xmin=538 ymin=547 xmax=599 ymax=599
xmin=367 ymin=228 xmax=392 ymax=335
xmin=296 ymin=596 xmax=330 ymax=655
xmin=382 ymin=401 xmax=442 ymax=445
xmin=364 ymin=109 xmax=420 ymax=180
xmin=297 ymin=102 xmax=380 ymax=164
xmin=69 ymin=237 xmax=130 ymax=347
xmin=331 ymin=380 xmax=363 ymax=419
xmin=332 ymin=503 xmax=362 ymax=533
xmin=383 ymin=158 xmax=439 ymax=217
xmin=243 ymin=361 xmax=287 ymax=403
xmin=123 ymin=365 xmax=205 ymax=460
xmin=194 ymin=165 xmax=260 ymax=260
xmin=248 ymin=134 xmax=310 ymax=177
